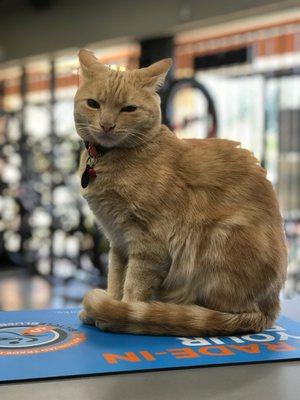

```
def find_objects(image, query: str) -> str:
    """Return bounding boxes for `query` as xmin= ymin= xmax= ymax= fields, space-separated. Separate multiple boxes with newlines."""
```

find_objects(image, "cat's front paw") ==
xmin=79 ymin=309 xmax=95 ymax=325
xmin=79 ymin=288 xmax=107 ymax=325
xmin=83 ymin=288 xmax=108 ymax=309
xmin=95 ymin=320 xmax=114 ymax=331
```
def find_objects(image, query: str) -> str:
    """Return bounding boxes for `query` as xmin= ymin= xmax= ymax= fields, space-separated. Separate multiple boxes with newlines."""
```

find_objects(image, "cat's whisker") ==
xmin=76 ymin=123 xmax=101 ymax=131
xmin=127 ymin=131 xmax=147 ymax=141
xmin=77 ymin=127 xmax=100 ymax=133
xmin=126 ymin=135 xmax=144 ymax=147
xmin=128 ymin=132 xmax=151 ymax=147
xmin=76 ymin=124 xmax=151 ymax=147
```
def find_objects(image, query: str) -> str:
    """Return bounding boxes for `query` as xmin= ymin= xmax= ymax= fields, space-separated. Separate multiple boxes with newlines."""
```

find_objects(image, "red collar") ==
xmin=84 ymin=141 xmax=113 ymax=156
xmin=81 ymin=141 xmax=114 ymax=188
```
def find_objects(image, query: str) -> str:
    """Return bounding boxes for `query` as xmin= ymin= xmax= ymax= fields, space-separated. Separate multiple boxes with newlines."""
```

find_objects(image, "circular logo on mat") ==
xmin=0 ymin=323 xmax=86 ymax=356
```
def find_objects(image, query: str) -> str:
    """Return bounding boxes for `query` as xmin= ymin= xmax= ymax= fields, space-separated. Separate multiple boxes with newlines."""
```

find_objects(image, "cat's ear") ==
xmin=137 ymin=58 xmax=172 ymax=91
xmin=78 ymin=49 xmax=109 ymax=79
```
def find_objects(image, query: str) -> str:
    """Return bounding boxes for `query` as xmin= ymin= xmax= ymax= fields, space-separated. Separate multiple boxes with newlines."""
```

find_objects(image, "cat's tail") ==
xmin=80 ymin=289 xmax=275 ymax=336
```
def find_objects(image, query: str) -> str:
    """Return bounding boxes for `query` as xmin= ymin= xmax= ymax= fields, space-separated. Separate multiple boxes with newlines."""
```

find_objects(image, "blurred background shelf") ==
xmin=1 ymin=1 xmax=300 ymax=310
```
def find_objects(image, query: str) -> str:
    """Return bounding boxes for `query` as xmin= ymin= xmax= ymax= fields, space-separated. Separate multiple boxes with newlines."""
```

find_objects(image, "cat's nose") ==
xmin=100 ymin=123 xmax=116 ymax=133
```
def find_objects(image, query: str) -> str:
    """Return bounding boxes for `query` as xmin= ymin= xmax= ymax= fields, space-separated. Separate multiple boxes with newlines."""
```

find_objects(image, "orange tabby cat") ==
xmin=74 ymin=49 xmax=287 ymax=336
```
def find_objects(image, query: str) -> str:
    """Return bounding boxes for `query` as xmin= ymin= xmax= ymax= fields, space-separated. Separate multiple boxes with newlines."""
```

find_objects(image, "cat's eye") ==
xmin=121 ymin=105 xmax=137 ymax=112
xmin=87 ymin=99 xmax=100 ymax=109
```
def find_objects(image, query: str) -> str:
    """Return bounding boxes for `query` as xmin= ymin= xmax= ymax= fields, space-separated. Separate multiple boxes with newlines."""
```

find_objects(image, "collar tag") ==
xmin=81 ymin=166 xmax=90 ymax=188
xmin=81 ymin=142 xmax=98 ymax=188
xmin=81 ymin=140 xmax=115 ymax=188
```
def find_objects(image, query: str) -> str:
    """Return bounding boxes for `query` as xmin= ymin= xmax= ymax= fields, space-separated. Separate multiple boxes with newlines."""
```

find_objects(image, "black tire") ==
xmin=160 ymin=77 xmax=217 ymax=138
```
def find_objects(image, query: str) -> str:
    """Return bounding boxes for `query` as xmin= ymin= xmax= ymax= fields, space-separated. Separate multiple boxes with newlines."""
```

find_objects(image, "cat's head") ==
xmin=74 ymin=49 xmax=172 ymax=148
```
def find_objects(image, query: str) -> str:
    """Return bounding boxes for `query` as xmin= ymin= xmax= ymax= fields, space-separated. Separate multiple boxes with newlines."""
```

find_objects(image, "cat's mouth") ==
xmin=90 ymin=131 xmax=127 ymax=148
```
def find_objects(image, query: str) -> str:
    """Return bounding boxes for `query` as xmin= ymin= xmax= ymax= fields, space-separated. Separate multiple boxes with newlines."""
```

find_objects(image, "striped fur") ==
xmin=81 ymin=289 xmax=274 ymax=336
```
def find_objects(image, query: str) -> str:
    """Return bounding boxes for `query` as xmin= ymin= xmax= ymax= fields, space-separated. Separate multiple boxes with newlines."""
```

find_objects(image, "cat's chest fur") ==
xmin=80 ymin=149 xmax=153 ymax=250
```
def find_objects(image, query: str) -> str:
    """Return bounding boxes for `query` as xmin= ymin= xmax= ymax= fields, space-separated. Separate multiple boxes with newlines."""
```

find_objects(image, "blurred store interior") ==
xmin=0 ymin=0 xmax=300 ymax=310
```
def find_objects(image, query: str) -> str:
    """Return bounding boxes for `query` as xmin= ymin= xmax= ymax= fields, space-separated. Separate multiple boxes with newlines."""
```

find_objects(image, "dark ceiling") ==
xmin=0 ymin=0 xmax=55 ymax=13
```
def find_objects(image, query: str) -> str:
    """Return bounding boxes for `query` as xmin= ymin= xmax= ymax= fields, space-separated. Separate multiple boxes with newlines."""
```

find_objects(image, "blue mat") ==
xmin=1 ymin=307 xmax=300 ymax=382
